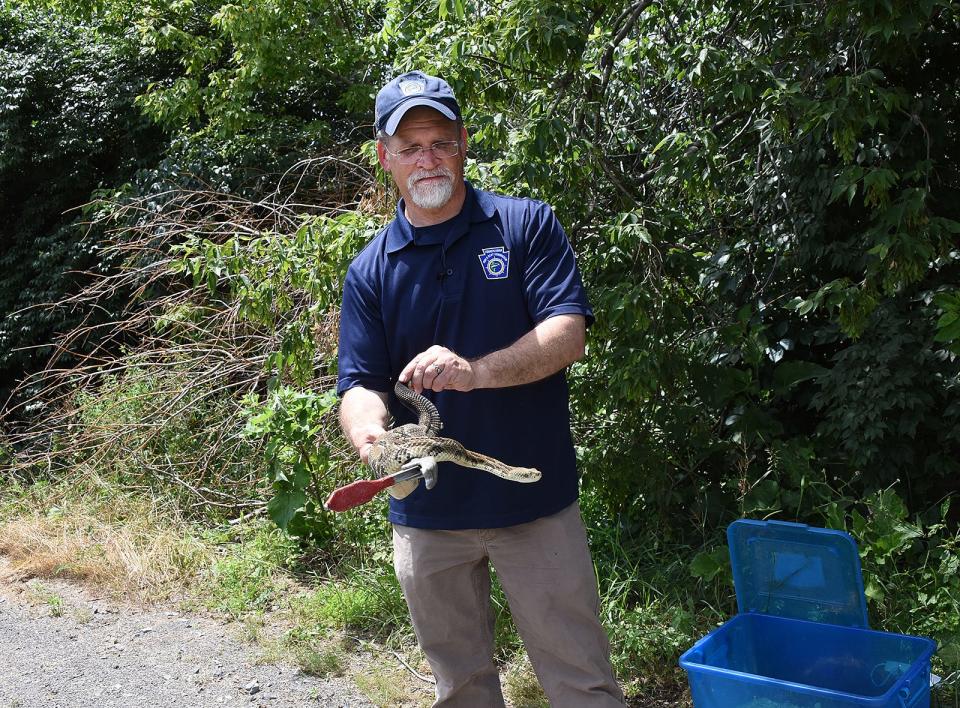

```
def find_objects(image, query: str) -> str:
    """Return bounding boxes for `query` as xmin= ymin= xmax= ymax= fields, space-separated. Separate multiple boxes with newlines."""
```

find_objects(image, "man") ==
xmin=337 ymin=70 xmax=624 ymax=708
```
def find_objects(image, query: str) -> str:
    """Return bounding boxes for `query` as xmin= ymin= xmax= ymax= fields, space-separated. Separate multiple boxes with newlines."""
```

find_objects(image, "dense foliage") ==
xmin=0 ymin=6 xmax=172 ymax=403
xmin=3 ymin=0 xmax=959 ymax=696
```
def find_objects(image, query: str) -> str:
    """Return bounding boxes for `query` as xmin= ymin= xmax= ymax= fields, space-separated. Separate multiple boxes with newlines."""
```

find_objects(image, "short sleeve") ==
xmin=336 ymin=264 xmax=392 ymax=396
xmin=522 ymin=205 xmax=594 ymax=327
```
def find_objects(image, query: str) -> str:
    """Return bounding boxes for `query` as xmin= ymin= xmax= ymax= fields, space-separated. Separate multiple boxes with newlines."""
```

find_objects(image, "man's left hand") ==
xmin=400 ymin=345 xmax=483 ymax=393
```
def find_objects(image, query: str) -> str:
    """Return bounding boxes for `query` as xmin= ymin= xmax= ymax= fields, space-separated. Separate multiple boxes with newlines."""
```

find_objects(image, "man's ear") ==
xmin=376 ymin=139 xmax=391 ymax=172
xmin=459 ymin=124 xmax=468 ymax=153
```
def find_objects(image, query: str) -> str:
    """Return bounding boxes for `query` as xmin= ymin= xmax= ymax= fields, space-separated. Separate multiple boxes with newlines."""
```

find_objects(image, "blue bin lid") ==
xmin=728 ymin=519 xmax=869 ymax=628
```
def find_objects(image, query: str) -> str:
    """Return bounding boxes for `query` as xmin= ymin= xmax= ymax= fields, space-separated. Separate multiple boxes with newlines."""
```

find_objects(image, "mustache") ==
xmin=408 ymin=167 xmax=453 ymax=189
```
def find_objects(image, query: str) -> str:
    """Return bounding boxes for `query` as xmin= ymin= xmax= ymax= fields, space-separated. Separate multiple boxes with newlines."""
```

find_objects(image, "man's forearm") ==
xmin=472 ymin=313 xmax=585 ymax=389
xmin=339 ymin=386 xmax=390 ymax=464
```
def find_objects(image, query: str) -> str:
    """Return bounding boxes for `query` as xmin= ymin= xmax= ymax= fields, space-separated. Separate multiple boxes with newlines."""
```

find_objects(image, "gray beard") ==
xmin=407 ymin=167 xmax=455 ymax=210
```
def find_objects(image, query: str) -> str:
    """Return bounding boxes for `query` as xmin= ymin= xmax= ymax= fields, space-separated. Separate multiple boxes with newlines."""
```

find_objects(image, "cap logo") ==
xmin=399 ymin=79 xmax=425 ymax=96
xmin=478 ymin=247 xmax=510 ymax=280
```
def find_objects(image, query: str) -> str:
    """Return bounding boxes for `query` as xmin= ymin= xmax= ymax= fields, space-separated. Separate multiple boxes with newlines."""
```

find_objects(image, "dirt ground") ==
xmin=0 ymin=557 xmax=380 ymax=708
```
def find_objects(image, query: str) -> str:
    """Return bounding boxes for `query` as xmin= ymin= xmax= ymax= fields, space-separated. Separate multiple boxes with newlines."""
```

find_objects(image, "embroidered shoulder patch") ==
xmin=478 ymin=247 xmax=510 ymax=280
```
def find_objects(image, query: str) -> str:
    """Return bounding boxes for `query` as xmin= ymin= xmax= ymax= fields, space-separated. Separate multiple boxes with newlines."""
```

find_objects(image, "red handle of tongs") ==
xmin=324 ymin=476 xmax=397 ymax=512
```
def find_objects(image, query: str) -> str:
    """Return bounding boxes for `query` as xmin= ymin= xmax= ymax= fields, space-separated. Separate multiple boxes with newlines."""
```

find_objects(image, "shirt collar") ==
xmin=385 ymin=181 xmax=496 ymax=254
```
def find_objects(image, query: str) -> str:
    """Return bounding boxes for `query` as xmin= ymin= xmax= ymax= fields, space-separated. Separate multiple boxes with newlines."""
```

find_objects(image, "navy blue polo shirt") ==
xmin=337 ymin=181 xmax=593 ymax=529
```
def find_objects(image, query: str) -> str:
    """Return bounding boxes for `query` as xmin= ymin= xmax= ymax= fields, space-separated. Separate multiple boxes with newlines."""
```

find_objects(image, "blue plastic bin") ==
xmin=679 ymin=519 xmax=936 ymax=708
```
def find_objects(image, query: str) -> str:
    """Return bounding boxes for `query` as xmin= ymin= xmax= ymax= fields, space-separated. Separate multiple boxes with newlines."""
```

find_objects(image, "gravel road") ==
xmin=0 ymin=560 xmax=376 ymax=708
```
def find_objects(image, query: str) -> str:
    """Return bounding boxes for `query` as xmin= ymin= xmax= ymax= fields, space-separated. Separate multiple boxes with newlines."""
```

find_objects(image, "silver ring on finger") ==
xmin=432 ymin=364 xmax=444 ymax=375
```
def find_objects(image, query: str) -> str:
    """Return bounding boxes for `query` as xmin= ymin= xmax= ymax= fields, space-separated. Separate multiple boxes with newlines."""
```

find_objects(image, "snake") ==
xmin=366 ymin=381 xmax=542 ymax=487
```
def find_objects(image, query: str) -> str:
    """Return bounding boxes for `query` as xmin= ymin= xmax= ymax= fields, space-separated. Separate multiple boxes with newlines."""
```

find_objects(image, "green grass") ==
xmin=199 ymin=521 xmax=299 ymax=617
xmin=584 ymin=504 xmax=725 ymax=696
xmin=294 ymin=642 xmax=347 ymax=676
xmin=502 ymin=655 xmax=548 ymax=707
xmin=24 ymin=580 xmax=66 ymax=617
xmin=290 ymin=564 xmax=410 ymax=641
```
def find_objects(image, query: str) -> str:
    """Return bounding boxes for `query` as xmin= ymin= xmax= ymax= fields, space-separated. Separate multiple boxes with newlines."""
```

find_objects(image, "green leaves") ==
xmin=690 ymin=546 xmax=730 ymax=584
xmin=0 ymin=4 xmax=169 ymax=403
xmin=772 ymin=361 xmax=827 ymax=394
xmin=934 ymin=291 xmax=960 ymax=351
xmin=172 ymin=211 xmax=382 ymax=384
xmin=437 ymin=0 xmax=464 ymax=21
xmin=267 ymin=485 xmax=308 ymax=533
xmin=90 ymin=0 xmax=382 ymax=137
xmin=244 ymin=387 xmax=338 ymax=534
xmin=204 ymin=212 xmax=385 ymax=536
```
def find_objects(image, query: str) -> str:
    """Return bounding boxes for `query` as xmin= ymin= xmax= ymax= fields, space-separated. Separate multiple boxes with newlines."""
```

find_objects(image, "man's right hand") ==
xmin=355 ymin=426 xmax=385 ymax=465
xmin=339 ymin=386 xmax=391 ymax=465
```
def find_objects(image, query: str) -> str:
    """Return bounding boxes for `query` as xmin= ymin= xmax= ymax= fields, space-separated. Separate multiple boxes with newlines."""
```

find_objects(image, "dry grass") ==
xmin=0 ymin=472 xmax=211 ymax=603
xmin=503 ymin=654 xmax=549 ymax=707
xmin=350 ymin=655 xmax=433 ymax=708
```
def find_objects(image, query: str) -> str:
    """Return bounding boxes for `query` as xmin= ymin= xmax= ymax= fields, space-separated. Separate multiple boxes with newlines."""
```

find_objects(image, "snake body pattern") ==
xmin=366 ymin=381 xmax=542 ymax=485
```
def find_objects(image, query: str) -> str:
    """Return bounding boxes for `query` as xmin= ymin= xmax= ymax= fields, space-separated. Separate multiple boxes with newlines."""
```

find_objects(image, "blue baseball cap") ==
xmin=375 ymin=70 xmax=462 ymax=136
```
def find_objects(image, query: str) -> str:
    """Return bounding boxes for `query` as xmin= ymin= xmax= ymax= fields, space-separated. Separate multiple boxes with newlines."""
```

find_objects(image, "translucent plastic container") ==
xmin=679 ymin=520 xmax=936 ymax=708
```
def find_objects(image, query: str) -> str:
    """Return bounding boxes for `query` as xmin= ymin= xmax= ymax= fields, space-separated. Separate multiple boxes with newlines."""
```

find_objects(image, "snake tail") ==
xmin=394 ymin=381 xmax=443 ymax=433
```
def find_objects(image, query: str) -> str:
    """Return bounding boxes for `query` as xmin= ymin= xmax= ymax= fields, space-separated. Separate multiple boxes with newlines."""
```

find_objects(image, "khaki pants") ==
xmin=393 ymin=502 xmax=625 ymax=708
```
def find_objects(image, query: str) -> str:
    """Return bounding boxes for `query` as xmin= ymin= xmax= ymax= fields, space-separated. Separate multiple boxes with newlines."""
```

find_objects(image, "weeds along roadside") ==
xmin=0 ymin=411 xmax=711 ymax=708
xmin=0 ymin=447 xmax=710 ymax=707
xmin=2 ymin=316 xmax=958 ymax=701
xmin=0 ymin=469 xmax=434 ymax=703
xmin=0 ymin=465 xmax=702 ymax=706
xmin=3 ymin=451 xmax=958 ymax=706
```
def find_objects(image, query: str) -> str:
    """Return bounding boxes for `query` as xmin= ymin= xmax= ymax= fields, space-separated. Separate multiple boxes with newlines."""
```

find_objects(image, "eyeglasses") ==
xmin=384 ymin=140 xmax=461 ymax=165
